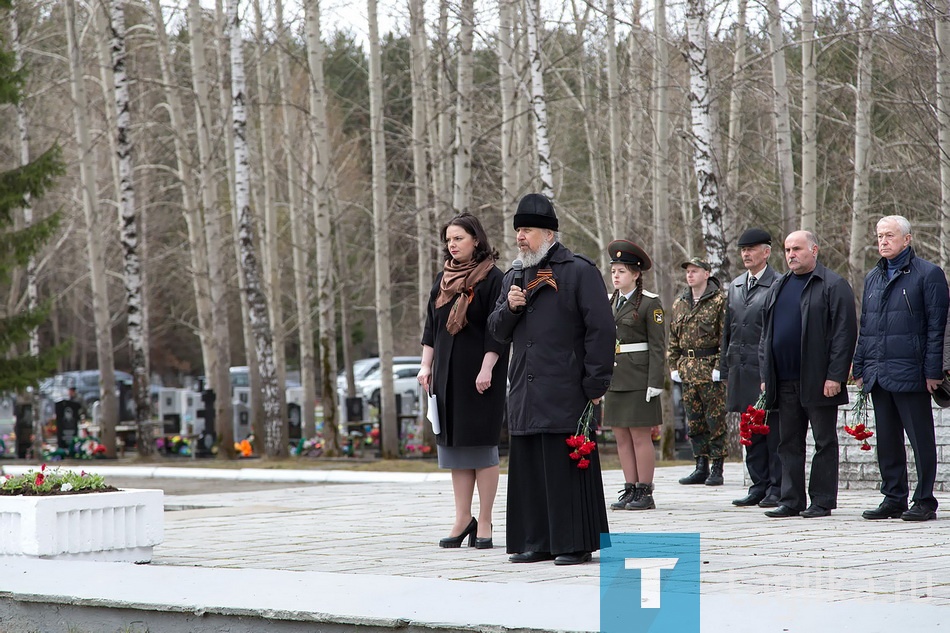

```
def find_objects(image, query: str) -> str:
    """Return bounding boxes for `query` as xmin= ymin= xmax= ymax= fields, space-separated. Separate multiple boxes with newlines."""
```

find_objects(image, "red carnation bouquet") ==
xmin=739 ymin=392 xmax=769 ymax=446
xmin=845 ymin=390 xmax=874 ymax=451
xmin=566 ymin=400 xmax=597 ymax=469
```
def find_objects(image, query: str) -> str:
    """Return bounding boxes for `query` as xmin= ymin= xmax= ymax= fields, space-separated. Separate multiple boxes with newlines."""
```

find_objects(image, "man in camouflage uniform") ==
xmin=668 ymin=257 xmax=727 ymax=486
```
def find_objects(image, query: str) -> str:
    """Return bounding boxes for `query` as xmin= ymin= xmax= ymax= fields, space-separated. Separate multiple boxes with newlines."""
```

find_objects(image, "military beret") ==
xmin=680 ymin=257 xmax=711 ymax=271
xmin=607 ymin=239 xmax=652 ymax=272
xmin=737 ymin=228 xmax=772 ymax=247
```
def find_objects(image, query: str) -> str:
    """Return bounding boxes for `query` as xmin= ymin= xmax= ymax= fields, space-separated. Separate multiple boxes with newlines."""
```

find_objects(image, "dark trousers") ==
xmin=776 ymin=380 xmax=839 ymax=511
xmin=745 ymin=410 xmax=781 ymax=499
xmin=870 ymin=386 xmax=938 ymax=511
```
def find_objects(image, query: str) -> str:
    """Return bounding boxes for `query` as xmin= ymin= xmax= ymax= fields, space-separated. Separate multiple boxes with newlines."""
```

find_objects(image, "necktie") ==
xmin=748 ymin=275 xmax=757 ymax=290
xmin=616 ymin=295 xmax=627 ymax=312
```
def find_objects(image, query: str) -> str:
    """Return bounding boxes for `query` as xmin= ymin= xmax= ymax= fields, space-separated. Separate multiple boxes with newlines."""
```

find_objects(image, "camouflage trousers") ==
xmin=681 ymin=381 xmax=727 ymax=459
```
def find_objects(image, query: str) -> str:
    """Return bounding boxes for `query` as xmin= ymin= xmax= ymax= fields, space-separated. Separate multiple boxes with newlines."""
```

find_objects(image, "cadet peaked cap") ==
xmin=737 ymin=228 xmax=772 ymax=247
xmin=607 ymin=239 xmax=653 ymax=271
xmin=513 ymin=193 xmax=559 ymax=231
xmin=680 ymin=257 xmax=711 ymax=271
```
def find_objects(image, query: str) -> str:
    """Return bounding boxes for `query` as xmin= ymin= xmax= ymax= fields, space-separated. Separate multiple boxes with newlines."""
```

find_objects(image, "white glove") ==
xmin=670 ymin=370 xmax=682 ymax=383
xmin=646 ymin=387 xmax=664 ymax=402
xmin=712 ymin=369 xmax=721 ymax=382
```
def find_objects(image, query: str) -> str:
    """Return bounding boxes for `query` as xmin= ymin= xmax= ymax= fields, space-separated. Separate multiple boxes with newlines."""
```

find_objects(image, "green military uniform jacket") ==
xmin=608 ymin=289 xmax=667 ymax=392
xmin=669 ymin=277 xmax=726 ymax=384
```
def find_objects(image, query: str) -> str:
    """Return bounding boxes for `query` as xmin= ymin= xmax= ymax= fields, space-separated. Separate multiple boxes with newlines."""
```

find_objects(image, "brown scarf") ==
xmin=436 ymin=258 xmax=495 ymax=335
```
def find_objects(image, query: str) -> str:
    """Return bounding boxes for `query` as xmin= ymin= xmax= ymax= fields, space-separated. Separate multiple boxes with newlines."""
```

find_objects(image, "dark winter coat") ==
xmin=852 ymin=248 xmax=949 ymax=393
xmin=759 ymin=262 xmax=857 ymax=409
xmin=719 ymin=265 xmax=779 ymax=411
xmin=422 ymin=266 xmax=510 ymax=447
xmin=488 ymin=243 xmax=615 ymax=435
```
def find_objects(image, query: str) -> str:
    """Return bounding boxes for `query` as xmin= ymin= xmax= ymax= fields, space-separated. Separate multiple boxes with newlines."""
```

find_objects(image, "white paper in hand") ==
xmin=426 ymin=390 xmax=441 ymax=435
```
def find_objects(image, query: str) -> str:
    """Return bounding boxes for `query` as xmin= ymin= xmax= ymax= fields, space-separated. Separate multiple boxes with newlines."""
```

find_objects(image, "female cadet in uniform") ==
xmin=604 ymin=240 xmax=667 ymax=510
xmin=418 ymin=213 xmax=509 ymax=549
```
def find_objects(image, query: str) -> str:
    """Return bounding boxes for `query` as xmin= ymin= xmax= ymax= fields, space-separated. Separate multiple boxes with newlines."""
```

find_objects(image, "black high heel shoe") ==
xmin=475 ymin=523 xmax=493 ymax=549
xmin=439 ymin=517 xmax=477 ymax=548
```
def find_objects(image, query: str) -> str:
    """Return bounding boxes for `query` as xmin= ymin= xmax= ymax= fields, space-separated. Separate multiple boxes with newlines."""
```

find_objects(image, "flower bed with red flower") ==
xmin=0 ymin=464 xmax=117 ymax=496
xmin=566 ymin=401 xmax=598 ymax=469
xmin=739 ymin=392 xmax=769 ymax=446
xmin=845 ymin=390 xmax=874 ymax=451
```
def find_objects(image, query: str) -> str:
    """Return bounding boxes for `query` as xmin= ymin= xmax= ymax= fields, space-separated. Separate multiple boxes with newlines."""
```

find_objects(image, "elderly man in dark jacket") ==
xmin=760 ymin=230 xmax=857 ymax=519
xmin=720 ymin=228 xmax=782 ymax=508
xmin=853 ymin=216 xmax=949 ymax=522
xmin=488 ymin=193 xmax=614 ymax=566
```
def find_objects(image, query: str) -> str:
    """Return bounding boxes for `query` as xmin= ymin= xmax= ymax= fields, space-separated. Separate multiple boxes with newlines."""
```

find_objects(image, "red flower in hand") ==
xmin=567 ymin=402 xmax=598 ymax=469
xmin=569 ymin=451 xmax=581 ymax=461
xmin=577 ymin=458 xmax=590 ymax=469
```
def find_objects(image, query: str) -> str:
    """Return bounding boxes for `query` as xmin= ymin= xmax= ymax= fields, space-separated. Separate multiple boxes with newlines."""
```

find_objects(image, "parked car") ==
xmin=336 ymin=356 xmax=422 ymax=397
xmin=358 ymin=363 xmax=423 ymax=410
xmin=52 ymin=370 xmax=134 ymax=406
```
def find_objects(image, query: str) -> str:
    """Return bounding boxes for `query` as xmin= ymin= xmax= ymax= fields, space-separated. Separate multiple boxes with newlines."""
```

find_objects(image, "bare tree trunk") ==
xmin=849 ymin=0 xmax=875 ymax=297
xmin=435 ymin=0 xmax=452 ymax=216
xmin=800 ymin=0 xmax=817 ymax=232
xmin=938 ymin=0 xmax=950 ymax=271
xmin=275 ymin=0 xmax=316 ymax=439
xmin=625 ymin=0 xmax=646 ymax=234
xmin=605 ymin=0 xmax=623 ymax=236
xmin=410 ymin=0 xmax=432 ymax=327
xmin=65 ymin=0 xmax=118 ymax=457
xmin=10 ymin=5 xmax=43 ymax=459
xmin=228 ymin=0 xmax=284 ymax=457
xmin=685 ymin=0 xmax=727 ymax=277
xmin=724 ymin=0 xmax=747 ymax=242
xmin=303 ymin=0 xmax=341 ymax=455
xmin=498 ymin=0 xmax=518 ymax=247
xmin=368 ymin=0 xmax=398 ymax=458
xmin=452 ymin=0 xmax=474 ymax=214
xmin=525 ymin=0 xmax=553 ymax=197
xmin=767 ymin=0 xmax=796 ymax=237
xmin=653 ymin=0 xmax=674 ymax=461
xmin=189 ymin=0 xmax=234 ymax=456
xmin=107 ymin=0 xmax=151 ymax=453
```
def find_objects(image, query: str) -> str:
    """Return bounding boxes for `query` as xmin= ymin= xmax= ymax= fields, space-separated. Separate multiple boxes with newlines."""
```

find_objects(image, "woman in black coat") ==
xmin=418 ymin=213 xmax=509 ymax=549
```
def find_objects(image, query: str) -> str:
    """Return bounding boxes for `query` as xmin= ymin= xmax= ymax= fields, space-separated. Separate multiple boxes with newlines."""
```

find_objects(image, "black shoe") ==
xmin=439 ymin=517 xmax=477 ymax=548
xmin=625 ymin=483 xmax=655 ymax=510
xmin=554 ymin=551 xmax=592 ymax=566
xmin=800 ymin=504 xmax=831 ymax=518
xmin=901 ymin=503 xmax=937 ymax=522
xmin=732 ymin=493 xmax=765 ymax=507
xmin=509 ymin=551 xmax=555 ymax=563
xmin=758 ymin=496 xmax=781 ymax=508
xmin=610 ymin=483 xmax=637 ymax=510
xmin=475 ymin=538 xmax=493 ymax=549
xmin=705 ymin=458 xmax=724 ymax=486
xmin=679 ymin=457 xmax=709 ymax=485
xmin=862 ymin=502 xmax=906 ymax=520
xmin=764 ymin=504 xmax=800 ymax=518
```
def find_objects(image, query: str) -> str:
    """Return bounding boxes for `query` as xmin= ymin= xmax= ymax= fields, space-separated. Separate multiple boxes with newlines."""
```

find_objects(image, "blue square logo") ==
xmin=600 ymin=533 xmax=700 ymax=633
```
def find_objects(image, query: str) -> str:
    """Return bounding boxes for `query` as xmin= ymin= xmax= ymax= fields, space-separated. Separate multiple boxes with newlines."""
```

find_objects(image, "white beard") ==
xmin=519 ymin=238 xmax=555 ymax=268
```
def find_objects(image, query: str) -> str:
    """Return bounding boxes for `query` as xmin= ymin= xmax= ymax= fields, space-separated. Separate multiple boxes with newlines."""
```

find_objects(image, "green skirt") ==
xmin=604 ymin=390 xmax=661 ymax=428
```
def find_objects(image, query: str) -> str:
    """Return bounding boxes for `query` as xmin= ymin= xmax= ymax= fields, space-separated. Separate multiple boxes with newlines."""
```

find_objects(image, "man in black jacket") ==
xmin=852 ymin=216 xmax=948 ymax=522
xmin=488 ymin=193 xmax=614 ymax=566
xmin=759 ymin=230 xmax=857 ymax=519
xmin=720 ymin=228 xmax=782 ymax=507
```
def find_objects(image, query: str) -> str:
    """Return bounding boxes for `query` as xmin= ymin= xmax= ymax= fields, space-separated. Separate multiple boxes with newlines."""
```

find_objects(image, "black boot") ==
xmin=705 ymin=458 xmax=724 ymax=486
xmin=679 ymin=456 xmax=709 ymax=485
xmin=625 ymin=483 xmax=655 ymax=510
xmin=610 ymin=483 xmax=637 ymax=510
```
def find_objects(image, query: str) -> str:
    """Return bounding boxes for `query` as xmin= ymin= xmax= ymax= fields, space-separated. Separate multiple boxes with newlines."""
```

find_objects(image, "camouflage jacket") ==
xmin=669 ymin=277 xmax=726 ymax=383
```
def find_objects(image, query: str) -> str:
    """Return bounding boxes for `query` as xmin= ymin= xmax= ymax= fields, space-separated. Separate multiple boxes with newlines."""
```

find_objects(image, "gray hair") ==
xmin=877 ymin=215 xmax=911 ymax=236
xmin=803 ymin=230 xmax=818 ymax=249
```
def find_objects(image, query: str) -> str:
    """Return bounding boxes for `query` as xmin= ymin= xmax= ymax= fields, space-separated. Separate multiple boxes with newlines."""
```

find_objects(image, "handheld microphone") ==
xmin=512 ymin=259 xmax=524 ymax=313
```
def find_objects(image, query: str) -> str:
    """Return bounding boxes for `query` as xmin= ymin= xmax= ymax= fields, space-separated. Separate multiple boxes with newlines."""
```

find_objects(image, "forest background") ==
xmin=2 ymin=0 xmax=949 ymax=458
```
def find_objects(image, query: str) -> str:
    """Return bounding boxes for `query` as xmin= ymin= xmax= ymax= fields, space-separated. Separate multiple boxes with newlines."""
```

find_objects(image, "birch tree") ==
xmin=434 ymin=0 xmax=452 ymax=215
xmin=368 ymin=0 xmax=398 ymax=458
xmin=275 ymin=0 xmax=316 ymax=438
xmin=848 ymin=0 xmax=875 ymax=294
xmin=723 ymin=0 xmax=747 ymax=241
xmin=108 ymin=0 xmax=151 ymax=452
xmin=525 ymin=0 xmax=553 ymax=197
xmin=227 ymin=0 xmax=284 ymax=457
xmin=937 ymin=0 xmax=950 ymax=270
xmin=409 ymin=0 xmax=432 ymax=327
xmin=767 ymin=0 xmax=796 ymax=236
xmin=65 ymin=0 xmax=118 ymax=456
xmin=452 ymin=0 xmax=474 ymax=214
xmin=184 ymin=0 xmax=233 ymax=454
xmin=800 ymin=0 xmax=817 ymax=231
xmin=303 ymin=0 xmax=341 ymax=455
xmin=685 ymin=0 xmax=726 ymax=275
xmin=498 ymin=0 xmax=518 ymax=247
xmin=606 ymin=0 xmax=623 ymax=236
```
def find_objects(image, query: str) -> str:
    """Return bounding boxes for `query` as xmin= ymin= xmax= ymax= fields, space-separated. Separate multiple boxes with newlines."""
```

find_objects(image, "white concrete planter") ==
xmin=0 ymin=489 xmax=163 ymax=563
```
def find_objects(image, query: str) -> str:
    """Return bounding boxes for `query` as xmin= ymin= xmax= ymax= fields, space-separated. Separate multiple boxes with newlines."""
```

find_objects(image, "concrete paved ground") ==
xmin=1 ymin=462 xmax=949 ymax=631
